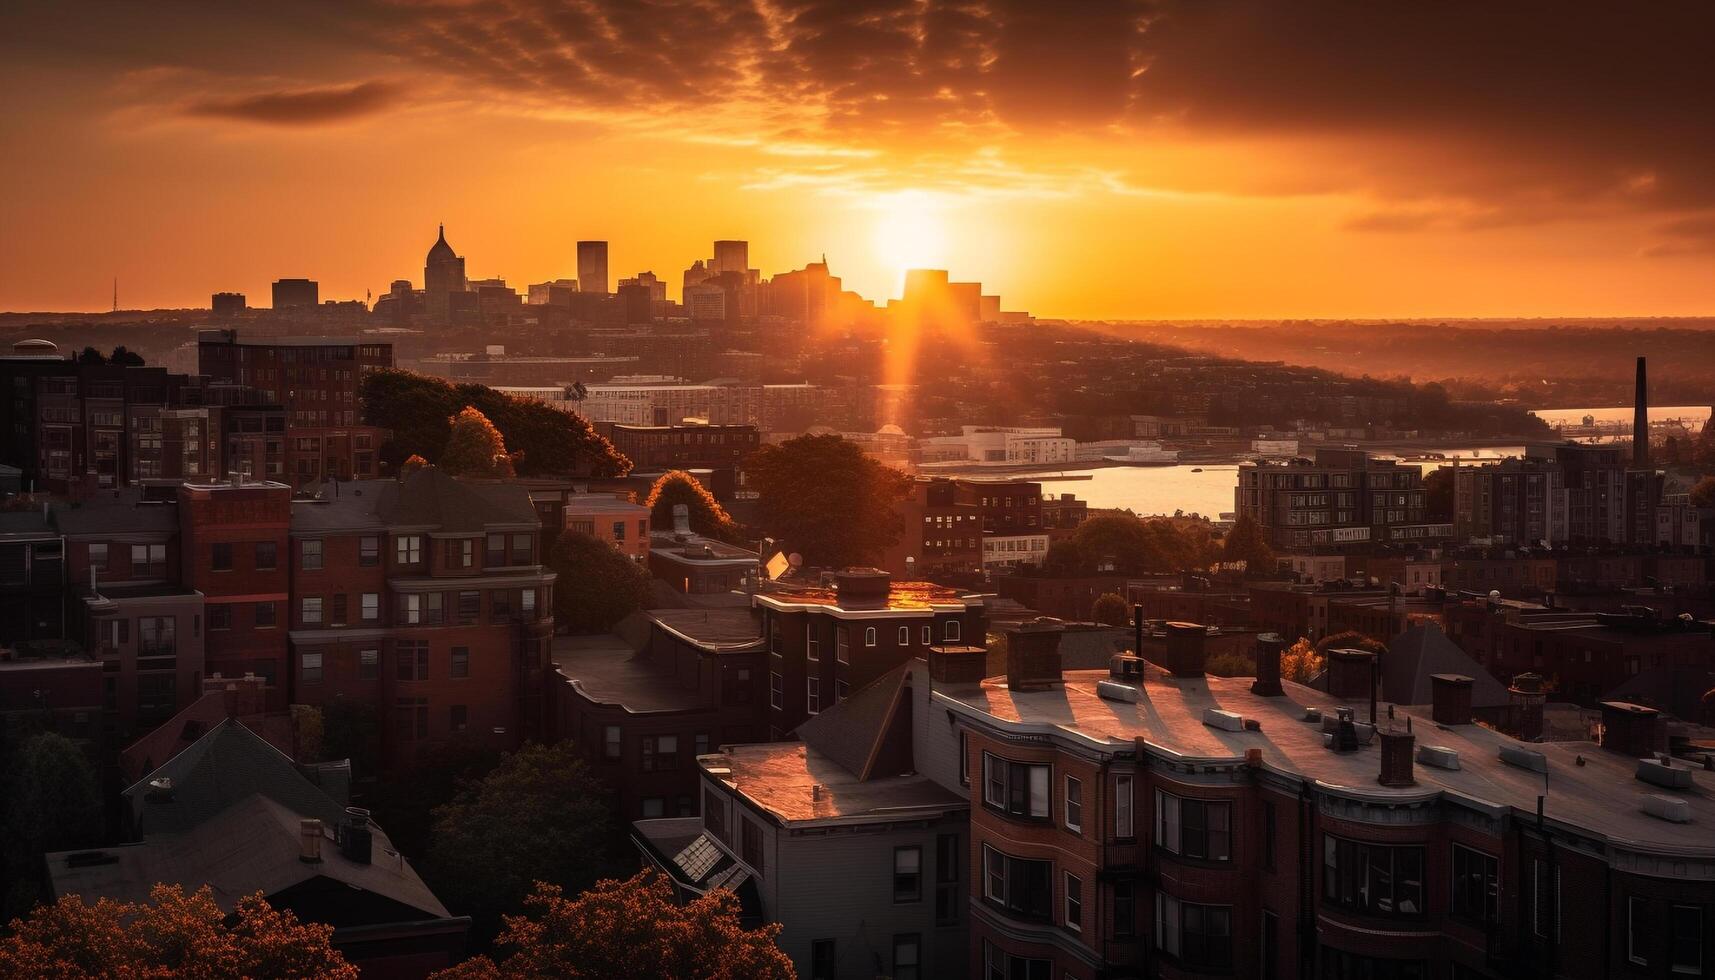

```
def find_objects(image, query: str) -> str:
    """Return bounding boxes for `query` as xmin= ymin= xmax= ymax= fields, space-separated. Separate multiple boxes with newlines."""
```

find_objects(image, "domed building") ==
xmin=423 ymin=224 xmax=466 ymax=321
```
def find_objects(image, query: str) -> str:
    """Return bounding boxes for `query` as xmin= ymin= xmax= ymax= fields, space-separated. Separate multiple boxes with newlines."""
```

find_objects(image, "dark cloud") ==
xmin=1642 ymin=213 xmax=1715 ymax=257
xmin=183 ymin=80 xmax=401 ymax=125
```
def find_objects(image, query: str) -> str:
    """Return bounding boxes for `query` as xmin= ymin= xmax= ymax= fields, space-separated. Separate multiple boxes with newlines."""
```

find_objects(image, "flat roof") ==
xmin=937 ymin=667 xmax=1715 ymax=853
xmin=562 ymin=495 xmax=650 ymax=515
xmin=553 ymin=634 xmax=702 ymax=714
xmin=755 ymin=580 xmax=977 ymax=613
xmin=647 ymin=607 xmax=763 ymax=649
xmin=707 ymin=742 xmax=966 ymax=824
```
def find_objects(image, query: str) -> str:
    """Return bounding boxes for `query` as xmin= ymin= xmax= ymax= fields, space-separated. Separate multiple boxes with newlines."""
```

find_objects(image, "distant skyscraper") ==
xmin=424 ymin=224 xmax=467 ymax=322
xmin=271 ymin=278 xmax=318 ymax=309
xmin=712 ymin=240 xmax=749 ymax=275
xmin=1633 ymin=355 xmax=1649 ymax=468
xmin=577 ymin=241 xmax=609 ymax=295
xmin=211 ymin=292 xmax=246 ymax=316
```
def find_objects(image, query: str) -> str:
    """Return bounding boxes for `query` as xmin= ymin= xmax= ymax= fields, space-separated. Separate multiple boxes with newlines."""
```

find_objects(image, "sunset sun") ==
xmin=868 ymin=191 xmax=948 ymax=297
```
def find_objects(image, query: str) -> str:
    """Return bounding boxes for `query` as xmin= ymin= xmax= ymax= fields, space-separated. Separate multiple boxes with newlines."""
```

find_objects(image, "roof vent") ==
xmin=1202 ymin=708 xmax=1245 ymax=732
xmin=1499 ymin=746 xmax=1548 ymax=774
xmin=1096 ymin=679 xmax=1141 ymax=703
xmin=1642 ymin=794 xmax=1692 ymax=824
xmin=1637 ymin=756 xmax=1695 ymax=790
xmin=1417 ymin=744 xmax=1461 ymax=770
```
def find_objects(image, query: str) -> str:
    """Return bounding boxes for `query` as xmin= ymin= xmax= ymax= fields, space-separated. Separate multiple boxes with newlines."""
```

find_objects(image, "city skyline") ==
xmin=4 ymin=2 xmax=1715 ymax=318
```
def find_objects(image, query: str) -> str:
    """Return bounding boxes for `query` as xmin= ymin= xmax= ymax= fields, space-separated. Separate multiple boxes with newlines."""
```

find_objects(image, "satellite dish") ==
xmin=788 ymin=552 xmax=804 ymax=569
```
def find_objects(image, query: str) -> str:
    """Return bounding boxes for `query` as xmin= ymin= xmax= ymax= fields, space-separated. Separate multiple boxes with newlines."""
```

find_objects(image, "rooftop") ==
xmin=705 ymin=742 xmax=965 ymax=824
xmin=937 ymin=665 xmax=1715 ymax=853
xmin=562 ymin=494 xmax=650 ymax=515
xmin=553 ymin=634 xmax=700 ymax=714
xmin=755 ymin=578 xmax=976 ymax=612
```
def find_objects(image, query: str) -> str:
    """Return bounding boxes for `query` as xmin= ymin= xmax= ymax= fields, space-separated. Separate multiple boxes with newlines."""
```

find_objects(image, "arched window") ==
xmin=945 ymin=620 xmax=961 ymax=643
xmin=865 ymin=627 xmax=877 ymax=647
xmin=898 ymin=626 xmax=911 ymax=645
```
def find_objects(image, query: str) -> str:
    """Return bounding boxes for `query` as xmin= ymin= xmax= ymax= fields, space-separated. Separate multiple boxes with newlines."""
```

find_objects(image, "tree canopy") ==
xmin=362 ymin=370 xmax=628 ymax=478
xmin=1091 ymin=592 xmax=1131 ymax=627
xmin=432 ymin=873 xmax=793 ymax=980
xmin=549 ymin=530 xmax=654 ymax=634
xmin=3 ymin=732 xmax=101 ymax=918
xmin=1068 ymin=514 xmax=1215 ymax=575
xmin=646 ymin=470 xmax=740 ymax=542
xmin=1280 ymin=637 xmax=1325 ymax=684
xmin=1220 ymin=514 xmax=1276 ymax=573
xmin=441 ymin=406 xmax=517 ymax=478
xmin=1315 ymin=630 xmax=1387 ymax=657
xmin=425 ymin=742 xmax=617 ymax=944
xmin=1691 ymin=476 xmax=1715 ymax=510
xmin=744 ymin=434 xmax=910 ymax=568
xmin=0 ymin=884 xmax=356 ymax=979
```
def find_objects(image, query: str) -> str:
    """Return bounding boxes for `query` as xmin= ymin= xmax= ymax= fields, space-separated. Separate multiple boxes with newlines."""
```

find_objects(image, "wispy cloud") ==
xmin=183 ymin=80 xmax=403 ymax=126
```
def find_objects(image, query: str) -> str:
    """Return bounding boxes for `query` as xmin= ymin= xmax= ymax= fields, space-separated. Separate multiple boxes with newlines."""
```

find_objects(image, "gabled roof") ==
xmin=1383 ymin=622 xmax=1512 ymax=709
xmin=118 ymin=692 xmax=293 ymax=786
xmin=123 ymin=718 xmax=348 ymax=837
xmin=796 ymin=661 xmax=911 ymax=781
xmin=375 ymin=467 xmax=538 ymax=532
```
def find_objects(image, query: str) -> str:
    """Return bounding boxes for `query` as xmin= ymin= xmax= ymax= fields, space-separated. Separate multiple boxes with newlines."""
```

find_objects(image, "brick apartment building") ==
xmin=597 ymin=422 xmax=760 ymax=501
xmin=882 ymin=477 xmax=984 ymax=580
xmin=1236 ymin=448 xmax=1445 ymax=550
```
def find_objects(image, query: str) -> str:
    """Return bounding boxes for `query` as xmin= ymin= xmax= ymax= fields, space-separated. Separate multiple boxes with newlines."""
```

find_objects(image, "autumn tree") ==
xmin=400 ymin=454 xmax=431 ymax=477
xmin=549 ymin=531 xmax=654 ymax=634
xmin=1279 ymin=637 xmax=1325 ymax=684
xmin=1690 ymin=476 xmax=1715 ymax=510
xmin=432 ymin=873 xmax=793 ymax=980
xmin=425 ymin=742 xmax=617 ymax=943
xmin=646 ymin=470 xmax=739 ymax=542
xmin=1315 ymin=630 xmax=1387 ymax=658
xmin=1091 ymin=592 xmax=1131 ymax=627
xmin=744 ymin=434 xmax=910 ymax=568
xmin=441 ymin=406 xmax=517 ymax=478
xmin=1221 ymin=514 xmax=1276 ymax=574
xmin=0 ymin=884 xmax=356 ymax=979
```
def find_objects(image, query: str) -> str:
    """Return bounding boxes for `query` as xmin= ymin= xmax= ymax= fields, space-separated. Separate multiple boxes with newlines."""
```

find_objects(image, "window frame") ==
xmin=893 ymin=846 xmax=922 ymax=903
xmin=982 ymin=752 xmax=1050 ymax=820
xmin=1064 ymin=871 xmax=1082 ymax=932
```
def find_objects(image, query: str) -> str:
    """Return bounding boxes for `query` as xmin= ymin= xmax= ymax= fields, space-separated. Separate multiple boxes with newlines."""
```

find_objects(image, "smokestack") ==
xmin=1633 ymin=356 xmax=1649 ymax=468
xmin=1251 ymin=632 xmax=1286 ymax=697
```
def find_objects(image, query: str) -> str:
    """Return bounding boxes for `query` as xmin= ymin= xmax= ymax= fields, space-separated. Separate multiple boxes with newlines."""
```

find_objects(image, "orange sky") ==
xmin=2 ymin=2 xmax=1712 ymax=319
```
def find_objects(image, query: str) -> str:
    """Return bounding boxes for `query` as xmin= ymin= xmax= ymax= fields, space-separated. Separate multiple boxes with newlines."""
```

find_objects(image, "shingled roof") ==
xmin=795 ymin=662 xmax=913 ymax=781
xmin=1385 ymin=622 xmax=1513 ymax=709
xmin=374 ymin=467 xmax=538 ymax=532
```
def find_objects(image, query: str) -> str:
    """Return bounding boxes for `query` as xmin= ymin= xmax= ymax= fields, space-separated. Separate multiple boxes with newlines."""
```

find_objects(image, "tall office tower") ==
xmin=424 ymin=224 xmax=467 ymax=322
xmin=577 ymin=241 xmax=609 ymax=295
xmin=712 ymin=240 xmax=749 ymax=274
xmin=270 ymin=278 xmax=319 ymax=308
xmin=211 ymin=292 xmax=246 ymax=316
xmin=1633 ymin=356 xmax=1649 ymax=468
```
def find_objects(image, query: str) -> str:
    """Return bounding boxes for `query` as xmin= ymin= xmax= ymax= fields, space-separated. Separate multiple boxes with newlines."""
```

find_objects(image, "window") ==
xmin=1115 ymin=881 xmax=1136 ymax=937
xmin=451 ymin=646 xmax=470 ymax=678
xmin=935 ymin=834 xmax=960 ymax=925
xmin=1064 ymin=776 xmax=1083 ymax=834
xmin=612 ymin=520 xmax=626 ymax=541
xmin=88 ymin=542 xmax=108 ymax=569
xmin=1155 ymin=790 xmax=1231 ymax=861
xmin=358 ymin=649 xmax=378 ymax=679
xmin=959 ymin=731 xmax=969 ymax=785
xmin=898 ymin=626 xmax=910 ymax=645
xmin=487 ymin=533 xmax=506 ymax=566
xmin=301 ymin=597 xmax=323 ymax=625
xmin=769 ymin=672 xmax=783 ymax=709
xmin=604 ymin=725 xmax=622 ymax=759
xmin=359 ymin=535 xmax=379 ymax=566
xmin=208 ymin=604 xmax=231 ymax=630
xmin=301 ymin=539 xmax=323 ymax=570
xmin=1115 ymin=774 xmax=1135 ymax=839
xmin=361 ymin=592 xmax=379 ymax=622
xmin=982 ymin=845 xmax=1052 ymax=920
xmin=982 ymin=753 xmax=1049 ymax=819
xmin=806 ymin=623 xmax=819 ymax=661
xmin=894 ymin=846 xmax=922 ymax=902
xmin=945 ymin=620 xmax=961 ymax=642
xmin=300 ymin=652 xmax=323 ymax=685
xmin=641 ymin=734 xmax=678 ymax=772
xmin=694 ymin=733 xmax=710 ymax=756
xmin=255 ymin=601 xmax=276 ymax=628
xmin=456 ymin=590 xmax=480 ymax=624
xmin=1324 ymin=835 xmax=1425 ymax=917
xmin=1064 ymin=872 xmax=1082 ymax=932
xmin=982 ymin=940 xmax=1050 ymax=980
xmin=741 ymin=819 xmax=764 ymax=872
xmin=1155 ymin=894 xmax=1232 ymax=971
xmin=254 ymin=541 xmax=276 ymax=570
xmin=892 ymin=935 xmax=920 ymax=980
xmin=921 ymin=625 xmax=932 ymax=645
xmin=835 ymin=679 xmax=848 ymax=701
xmin=1630 ymin=897 xmax=1650 ymax=966
xmin=211 ymin=543 xmax=232 ymax=571
xmin=396 ymin=641 xmax=429 ymax=681
xmin=1532 ymin=858 xmax=1559 ymax=940
xmin=806 ymin=677 xmax=821 ymax=714
xmin=511 ymin=533 xmax=531 ymax=564
xmin=864 ymin=627 xmax=877 ymax=647
xmin=396 ymin=535 xmax=422 ymax=564
xmin=837 ymin=628 xmax=850 ymax=663
xmin=810 ymin=940 xmax=835 ymax=980
xmin=395 ymin=697 xmax=429 ymax=741
xmin=1670 ymin=904 xmax=1703 ymax=975
xmin=1451 ymin=845 xmax=1500 ymax=926
xmin=454 ymin=538 xmax=474 ymax=568
xmin=450 ymin=704 xmax=467 ymax=732
xmin=401 ymin=594 xmax=421 ymax=624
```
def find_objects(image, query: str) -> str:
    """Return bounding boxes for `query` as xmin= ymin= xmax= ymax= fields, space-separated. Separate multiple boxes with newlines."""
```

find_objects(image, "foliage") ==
xmin=1690 ymin=476 xmax=1715 ymax=510
xmin=646 ymin=470 xmax=739 ymax=542
xmin=1091 ymin=592 xmax=1131 ymax=627
xmin=366 ymin=734 xmax=500 ymax=860
xmin=319 ymin=698 xmax=379 ymax=777
xmin=441 ymin=406 xmax=517 ymax=478
xmin=425 ymin=743 xmax=617 ymax=945
xmin=3 ymin=733 xmax=101 ymax=873
xmin=400 ymin=454 xmax=431 ymax=476
xmin=549 ymin=531 xmax=654 ymax=634
xmin=0 ymin=884 xmax=356 ymax=979
xmin=1314 ymin=630 xmax=1387 ymax=657
xmin=1041 ymin=539 xmax=1086 ymax=576
xmin=1205 ymin=652 xmax=1256 ymax=678
xmin=744 ymin=434 xmax=911 ymax=569
xmin=362 ymin=369 xmax=628 ymax=478
xmin=76 ymin=346 xmax=106 ymax=365
xmin=431 ymin=873 xmax=794 ymax=980
xmin=1068 ymin=514 xmax=1214 ymax=575
xmin=109 ymin=346 xmax=145 ymax=366
xmin=1422 ymin=466 xmax=1455 ymax=523
xmin=1220 ymin=514 xmax=1275 ymax=573
xmin=1279 ymin=637 xmax=1325 ymax=684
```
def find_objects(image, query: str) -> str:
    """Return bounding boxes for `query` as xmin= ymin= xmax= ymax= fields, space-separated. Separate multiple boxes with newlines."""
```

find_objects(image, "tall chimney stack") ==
xmin=1633 ymin=356 xmax=1649 ymax=469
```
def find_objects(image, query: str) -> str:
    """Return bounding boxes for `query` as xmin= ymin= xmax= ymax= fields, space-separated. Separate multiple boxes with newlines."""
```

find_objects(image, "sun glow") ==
xmin=868 ymin=190 xmax=949 ymax=298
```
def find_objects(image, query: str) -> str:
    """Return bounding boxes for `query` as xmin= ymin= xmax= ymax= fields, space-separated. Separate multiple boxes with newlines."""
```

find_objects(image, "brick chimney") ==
xmin=1430 ymin=673 xmax=1474 ymax=726
xmin=1601 ymin=700 xmax=1666 ymax=758
xmin=1004 ymin=621 xmax=1064 ymax=691
xmin=1251 ymin=632 xmax=1286 ymax=697
xmin=1509 ymin=672 xmax=1546 ymax=742
xmin=1161 ymin=622 xmax=1209 ymax=678
xmin=928 ymin=645 xmax=988 ymax=685
xmin=1378 ymin=726 xmax=1416 ymax=787
xmin=299 ymin=819 xmax=324 ymax=864
xmin=1325 ymin=648 xmax=1375 ymax=701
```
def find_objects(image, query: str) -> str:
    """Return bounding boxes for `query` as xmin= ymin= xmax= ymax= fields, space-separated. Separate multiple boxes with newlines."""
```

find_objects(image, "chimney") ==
xmin=1325 ymin=648 xmax=1375 ymax=701
xmin=831 ymin=568 xmax=891 ymax=607
xmin=672 ymin=502 xmax=691 ymax=534
xmin=1004 ymin=621 xmax=1064 ymax=691
xmin=1509 ymin=672 xmax=1546 ymax=742
xmin=1161 ymin=622 xmax=1208 ymax=678
xmin=338 ymin=807 xmax=373 ymax=865
xmin=1378 ymin=725 xmax=1417 ymax=787
xmin=1633 ymin=356 xmax=1649 ymax=469
xmin=1430 ymin=673 xmax=1474 ymax=726
xmin=1251 ymin=632 xmax=1286 ymax=697
xmin=928 ymin=645 xmax=988 ymax=685
xmin=1601 ymin=700 xmax=1666 ymax=758
xmin=299 ymin=819 xmax=324 ymax=863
